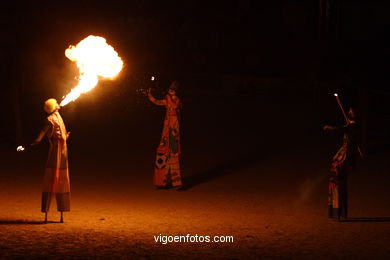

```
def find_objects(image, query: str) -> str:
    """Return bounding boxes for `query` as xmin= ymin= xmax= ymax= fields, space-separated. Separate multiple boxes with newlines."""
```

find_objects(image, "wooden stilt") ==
xmin=44 ymin=212 xmax=48 ymax=224
xmin=60 ymin=211 xmax=64 ymax=223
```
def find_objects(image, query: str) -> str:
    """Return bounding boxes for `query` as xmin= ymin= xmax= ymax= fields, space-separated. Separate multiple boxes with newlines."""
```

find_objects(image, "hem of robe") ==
xmin=328 ymin=207 xmax=348 ymax=219
xmin=41 ymin=192 xmax=70 ymax=212
xmin=329 ymin=207 xmax=338 ymax=219
xmin=153 ymin=168 xmax=182 ymax=187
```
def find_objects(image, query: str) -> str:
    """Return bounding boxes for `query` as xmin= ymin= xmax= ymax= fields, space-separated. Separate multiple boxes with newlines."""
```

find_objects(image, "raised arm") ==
xmin=148 ymin=90 xmax=166 ymax=106
xmin=323 ymin=125 xmax=343 ymax=132
xmin=324 ymin=120 xmax=357 ymax=132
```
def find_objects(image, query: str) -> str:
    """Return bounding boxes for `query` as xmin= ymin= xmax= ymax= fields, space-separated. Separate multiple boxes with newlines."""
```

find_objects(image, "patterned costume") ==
xmin=326 ymin=120 xmax=359 ymax=220
xmin=40 ymin=111 xmax=71 ymax=213
xmin=148 ymin=91 xmax=182 ymax=187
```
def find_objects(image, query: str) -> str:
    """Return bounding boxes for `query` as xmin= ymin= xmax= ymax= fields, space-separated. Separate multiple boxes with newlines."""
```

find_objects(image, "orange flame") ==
xmin=60 ymin=35 xmax=123 ymax=106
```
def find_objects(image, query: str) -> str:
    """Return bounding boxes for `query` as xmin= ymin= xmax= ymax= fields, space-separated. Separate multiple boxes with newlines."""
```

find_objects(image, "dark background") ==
xmin=0 ymin=0 xmax=390 ymax=154
xmin=1 ymin=0 xmax=389 ymax=189
xmin=0 ymin=1 xmax=390 ymax=258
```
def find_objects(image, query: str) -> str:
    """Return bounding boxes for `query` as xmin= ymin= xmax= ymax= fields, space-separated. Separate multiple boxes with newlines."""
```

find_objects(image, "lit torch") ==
xmin=16 ymin=146 xmax=25 ymax=152
xmin=333 ymin=93 xmax=364 ymax=157
xmin=334 ymin=93 xmax=348 ymax=122
xmin=60 ymin=35 xmax=123 ymax=106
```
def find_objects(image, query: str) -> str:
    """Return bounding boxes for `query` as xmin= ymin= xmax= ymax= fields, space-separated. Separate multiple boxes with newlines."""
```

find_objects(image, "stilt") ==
xmin=60 ymin=211 xmax=64 ymax=223
xmin=44 ymin=212 xmax=48 ymax=224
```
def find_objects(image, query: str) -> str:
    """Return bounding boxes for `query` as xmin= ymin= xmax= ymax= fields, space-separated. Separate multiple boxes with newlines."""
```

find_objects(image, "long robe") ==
xmin=149 ymin=94 xmax=182 ymax=187
xmin=327 ymin=121 xmax=359 ymax=219
xmin=40 ymin=111 xmax=70 ymax=212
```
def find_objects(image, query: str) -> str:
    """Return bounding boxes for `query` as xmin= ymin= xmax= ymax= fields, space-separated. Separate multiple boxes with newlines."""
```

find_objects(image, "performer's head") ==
xmin=168 ymin=81 xmax=179 ymax=96
xmin=348 ymin=107 xmax=356 ymax=118
xmin=44 ymin=98 xmax=60 ymax=114
xmin=347 ymin=107 xmax=357 ymax=123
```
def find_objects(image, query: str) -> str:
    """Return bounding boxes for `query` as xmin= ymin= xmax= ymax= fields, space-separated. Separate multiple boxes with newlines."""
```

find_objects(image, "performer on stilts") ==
xmin=147 ymin=81 xmax=183 ymax=189
xmin=31 ymin=98 xmax=71 ymax=223
xmin=324 ymin=106 xmax=360 ymax=221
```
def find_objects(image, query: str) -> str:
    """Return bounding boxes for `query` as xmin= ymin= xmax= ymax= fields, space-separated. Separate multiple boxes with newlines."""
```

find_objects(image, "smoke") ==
xmin=296 ymin=170 xmax=328 ymax=203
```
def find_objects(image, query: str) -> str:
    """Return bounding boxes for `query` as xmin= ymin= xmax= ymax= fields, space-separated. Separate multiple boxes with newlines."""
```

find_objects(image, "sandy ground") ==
xmin=1 ymin=92 xmax=390 ymax=259
xmin=0 ymin=145 xmax=389 ymax=259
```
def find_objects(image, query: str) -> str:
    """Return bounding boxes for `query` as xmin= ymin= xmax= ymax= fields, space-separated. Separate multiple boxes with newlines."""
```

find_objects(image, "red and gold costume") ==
xmin=325 ymin=120 xmax=359 ymax=220
xmin=148 ymin=91 xmax=182 ymax=188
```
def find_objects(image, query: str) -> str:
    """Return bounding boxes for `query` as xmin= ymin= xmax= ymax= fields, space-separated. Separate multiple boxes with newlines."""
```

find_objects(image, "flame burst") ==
xmin=60 ymin=35 xmax=123 ymax=106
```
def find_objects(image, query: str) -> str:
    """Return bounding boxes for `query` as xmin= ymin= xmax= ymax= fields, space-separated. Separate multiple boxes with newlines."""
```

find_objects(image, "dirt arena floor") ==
xmin=1 ymin=91 xmax=389 ymax=259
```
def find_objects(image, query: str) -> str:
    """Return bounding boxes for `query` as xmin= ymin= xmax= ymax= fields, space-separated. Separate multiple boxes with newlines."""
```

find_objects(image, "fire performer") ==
xmin=148 ymin=81 xmax=182 ymax=188
xmin=31 ymin=98 xmax=71 ymax=223
xmin=324 ymin=107 xmax=360 ymax=221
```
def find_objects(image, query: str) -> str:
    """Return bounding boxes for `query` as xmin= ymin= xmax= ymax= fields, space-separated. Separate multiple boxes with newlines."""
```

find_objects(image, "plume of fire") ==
xmin=60 ymin=35 xmax=123 ymax=106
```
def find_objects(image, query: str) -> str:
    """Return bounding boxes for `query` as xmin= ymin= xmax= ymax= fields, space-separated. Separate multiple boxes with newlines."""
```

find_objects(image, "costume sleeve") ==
xmin=148 ymin=93 xmax=166 ymax=106
xmin=324 ymin=125 xmax=342 ymax=131
xmin=325 ymin=123 xmax=353 ymax=132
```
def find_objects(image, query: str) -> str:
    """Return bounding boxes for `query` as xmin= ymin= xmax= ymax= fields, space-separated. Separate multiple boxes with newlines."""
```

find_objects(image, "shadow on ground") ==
xmin=342 ymin=217 xmax=390 ymax=222
xmin=180 ymin=151 xmax=261 ymax=190
xmin=0 ymin=220 xmax=57 ymax=225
